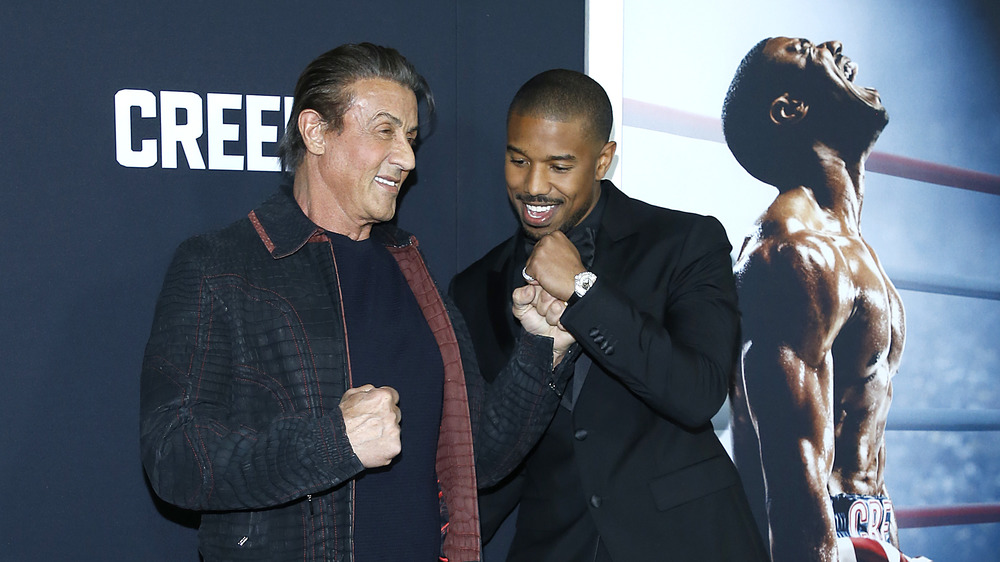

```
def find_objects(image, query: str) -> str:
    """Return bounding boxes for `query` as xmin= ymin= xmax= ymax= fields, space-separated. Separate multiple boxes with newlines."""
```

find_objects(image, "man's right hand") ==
xmin=513 ymin=284 xmax=576 ymax=366
xmin=339 ymin=384 xmax=401 ymax=468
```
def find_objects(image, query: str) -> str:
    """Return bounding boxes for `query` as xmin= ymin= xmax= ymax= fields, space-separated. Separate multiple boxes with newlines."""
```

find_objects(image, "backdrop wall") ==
xmin=0 ymin=2 xmax=583 ymax=559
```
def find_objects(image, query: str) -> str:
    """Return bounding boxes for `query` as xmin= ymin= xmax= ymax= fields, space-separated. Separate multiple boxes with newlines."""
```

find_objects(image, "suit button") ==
xmin=593 ymin=334 xmax=605 ymax=344
xmin=574 ymin=429 xmax=588 ymax=441
xmin=590 ymin=495 xmax=602 ymax=508
xmin=589 ymin=328 xmax=600 ymax=337
xmin=604 ymin=345 xmax=614 ymax=356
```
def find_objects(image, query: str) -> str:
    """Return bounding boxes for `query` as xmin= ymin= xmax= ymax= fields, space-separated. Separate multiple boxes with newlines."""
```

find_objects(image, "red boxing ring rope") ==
xmin=896 ymin=503 xmax=1000 ymax=528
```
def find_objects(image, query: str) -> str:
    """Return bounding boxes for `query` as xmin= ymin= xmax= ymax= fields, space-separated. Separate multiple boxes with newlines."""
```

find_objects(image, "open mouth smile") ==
xmin=526 ymin=203 xmax=557 ymax=218
xmin=519 ymin=200 xmax=561 ymax=226
xmin=375 ymin=176 xmax=400 ymax=190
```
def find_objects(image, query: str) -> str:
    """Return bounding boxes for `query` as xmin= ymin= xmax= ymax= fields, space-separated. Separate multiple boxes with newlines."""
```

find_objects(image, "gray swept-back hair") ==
xmin=278 ymin=43 xmax=434 ymax=173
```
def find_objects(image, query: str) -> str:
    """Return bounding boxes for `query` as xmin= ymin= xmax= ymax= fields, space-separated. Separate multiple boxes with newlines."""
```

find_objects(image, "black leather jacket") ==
xmin=140 ymin=186 xmax=569 ymax=561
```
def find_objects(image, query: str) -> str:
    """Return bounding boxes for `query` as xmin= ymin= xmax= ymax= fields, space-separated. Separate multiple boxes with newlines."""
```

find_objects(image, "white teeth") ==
xmin=375 ymin=177 xmax=397 ymax=187
xmin=844 ymin=60 xmax=858 ymax=81
xmin=526 ymin=204 xmax=555 ymax=213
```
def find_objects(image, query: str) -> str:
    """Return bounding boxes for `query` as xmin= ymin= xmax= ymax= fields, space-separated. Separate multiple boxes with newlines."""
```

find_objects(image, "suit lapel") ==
xmin=592 ymin=181 xmax=640 ymax=287
xmin=573 ymin=182 xmax=642 ymax=408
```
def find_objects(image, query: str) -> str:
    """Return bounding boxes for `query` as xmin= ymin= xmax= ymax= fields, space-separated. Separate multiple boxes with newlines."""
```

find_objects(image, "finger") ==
xmin=521 ymin=266 xmax=537 ymax=285
xmin=362 ymin=387 xmax=396 ymax=412
xmin=535 ymin=300 xmax=556 ymax=322
xmin=533 ymin=287 xmax=560 ymax=315
xmin=547 ymin=230 xmax=570 ymax=243
xmin=537 ymin=288 xmax=562 ymax=307
xmin=545 ymin=300 xmax=566 ymax=326
xmin=340 ymin=384 xmax=372 ymax=405
xmin=379 ymin=385 xmax=400 ymax=404
xmin=535 ymin=231 xmax=575 ymax=257
xmin=344 ymin=384 xmax=375 ymax=397
xmin=512 ymin=284 xmax=536 ymax=308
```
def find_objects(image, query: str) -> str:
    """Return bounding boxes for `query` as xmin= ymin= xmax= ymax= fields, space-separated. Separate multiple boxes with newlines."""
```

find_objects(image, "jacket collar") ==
xmin=597 ymin=179 xmax=640 ymax=243
xmin=248 ymin=183 xmax=415 ymax=259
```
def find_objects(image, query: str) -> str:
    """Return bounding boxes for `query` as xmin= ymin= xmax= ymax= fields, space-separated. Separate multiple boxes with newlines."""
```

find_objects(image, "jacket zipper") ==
xmin=327 ymin=242 xmax=355 ymax=561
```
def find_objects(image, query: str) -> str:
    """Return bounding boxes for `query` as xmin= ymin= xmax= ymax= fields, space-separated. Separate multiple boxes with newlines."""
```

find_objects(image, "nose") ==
xmin=820 ymin=40 xmax=843 ymax=57
xmin=391 ymin=136 xmax=416 ymax=172
xmin=525 ymin=163 xmax=548 ymax=196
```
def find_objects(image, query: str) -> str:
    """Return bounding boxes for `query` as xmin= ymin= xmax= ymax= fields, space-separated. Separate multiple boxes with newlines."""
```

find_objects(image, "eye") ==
xmin=508 ymin=156 xmax=528 ymax=167
xmin=551 ymin=164 xmax=571 ymax=173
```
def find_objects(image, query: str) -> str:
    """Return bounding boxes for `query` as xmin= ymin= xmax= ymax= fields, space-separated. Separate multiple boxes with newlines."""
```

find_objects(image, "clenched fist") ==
xmin=339 ymin=384 xmax=401 ymax=468
xmin=513 ymin=284 xmax=576 ymax=367
xmin=523 ymin=231 xmax=586 ymax=302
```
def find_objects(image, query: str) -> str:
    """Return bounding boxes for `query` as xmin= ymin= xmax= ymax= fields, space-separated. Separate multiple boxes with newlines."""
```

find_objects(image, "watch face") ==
xmin=575 ymin=271 xmax=597 ymax=297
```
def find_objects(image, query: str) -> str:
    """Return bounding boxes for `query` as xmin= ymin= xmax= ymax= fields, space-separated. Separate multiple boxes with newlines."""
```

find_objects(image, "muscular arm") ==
xmin=737 ymin=233 xmax=852 ymax=561
xmin=139 ymin=241 xmax=364 ymax=511
xmin=745 ymin=343 xmax=838 ymax=560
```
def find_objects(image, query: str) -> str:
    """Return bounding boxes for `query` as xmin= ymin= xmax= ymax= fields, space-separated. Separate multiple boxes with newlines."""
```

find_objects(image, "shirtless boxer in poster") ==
xmin=722 ymin=37 xmax=930 ymax=562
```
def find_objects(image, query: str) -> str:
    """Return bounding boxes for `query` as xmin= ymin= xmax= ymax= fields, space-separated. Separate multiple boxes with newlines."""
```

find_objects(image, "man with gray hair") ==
xmin=140 ymin=43 xmax=572 ymax=561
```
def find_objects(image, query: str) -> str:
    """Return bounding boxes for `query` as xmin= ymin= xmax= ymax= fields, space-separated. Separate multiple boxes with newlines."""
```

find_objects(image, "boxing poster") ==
xmin=607 ymin=1 xmax=1000 ymax=561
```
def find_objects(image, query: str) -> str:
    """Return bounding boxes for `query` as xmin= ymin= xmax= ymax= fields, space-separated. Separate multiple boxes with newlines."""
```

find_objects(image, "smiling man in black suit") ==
xmin=450 ymin=69 xmax=768 ymax=561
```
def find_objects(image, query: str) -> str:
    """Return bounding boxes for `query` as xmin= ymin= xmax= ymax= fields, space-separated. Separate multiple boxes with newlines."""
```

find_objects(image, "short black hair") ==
xmin=723 ymin=38 xmax=889 ymax=189
xmin=721 ymin=38 xmax=809 ymax=188
xmin=722 ymin=38 xmax=791 ymax=189
xmin=278 ymin=43 xmax=434 ymax=173
xmin=508 ymin=69 xmax=612 ymax=146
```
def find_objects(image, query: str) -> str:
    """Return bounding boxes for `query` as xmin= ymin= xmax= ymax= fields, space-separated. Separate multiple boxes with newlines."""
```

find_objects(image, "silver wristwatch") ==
xmin=572 ymin=271 xmax=597 ymax=302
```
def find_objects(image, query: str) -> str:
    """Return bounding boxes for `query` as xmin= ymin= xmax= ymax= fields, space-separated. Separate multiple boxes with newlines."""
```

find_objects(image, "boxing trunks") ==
xmin=832 ymin=494 xmax=913 ymax=562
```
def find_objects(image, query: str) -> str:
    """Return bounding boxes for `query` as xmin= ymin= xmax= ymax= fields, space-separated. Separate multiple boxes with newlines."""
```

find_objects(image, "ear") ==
xmin=595 ymin=140 xmax=617 ymax=180
xmin=298 ymin=109 xmax=327 ymax=155
xmin=769 ymin=94 xmax=808 ymax=126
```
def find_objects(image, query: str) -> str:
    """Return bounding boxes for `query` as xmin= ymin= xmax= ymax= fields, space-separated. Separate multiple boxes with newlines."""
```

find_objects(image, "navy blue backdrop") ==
xmin=0 ymin=1 xmax=583 ymax=559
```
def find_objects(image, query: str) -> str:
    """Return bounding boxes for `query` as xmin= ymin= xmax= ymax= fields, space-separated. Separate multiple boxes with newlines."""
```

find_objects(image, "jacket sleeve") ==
xmin=139 ymin=239 xmax=364 ymax=511
xmin=560 ymin=215 xmax=739 ymax=428
xmin=444 ymin=291 xmax=574 ymax=488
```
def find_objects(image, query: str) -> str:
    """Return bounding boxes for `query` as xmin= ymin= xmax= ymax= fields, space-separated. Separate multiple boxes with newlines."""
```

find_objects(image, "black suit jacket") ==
xmin=451 ymin=182 xmax=769 ymax=561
